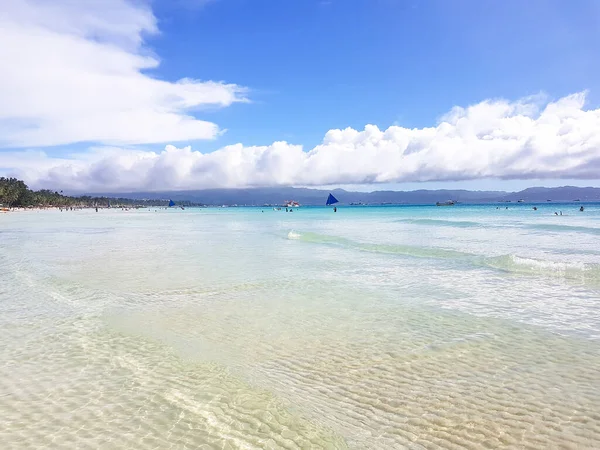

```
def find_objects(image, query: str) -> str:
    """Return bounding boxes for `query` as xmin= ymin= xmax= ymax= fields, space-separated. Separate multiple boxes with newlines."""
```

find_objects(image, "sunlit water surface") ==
xmin=1 ymin=204 xmax=600 ymax=449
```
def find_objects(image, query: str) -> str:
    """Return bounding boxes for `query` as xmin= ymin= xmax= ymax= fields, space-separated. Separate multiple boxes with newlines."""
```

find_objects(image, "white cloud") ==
xmin=0 ymin=0 xmax=247 ymax=148
xmin=3 ymin=92 xmax=600 ymax=192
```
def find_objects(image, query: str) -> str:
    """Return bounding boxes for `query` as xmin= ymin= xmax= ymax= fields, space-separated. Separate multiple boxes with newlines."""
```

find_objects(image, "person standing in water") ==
xmin=334 ymin=206 xmax=337 ymax=212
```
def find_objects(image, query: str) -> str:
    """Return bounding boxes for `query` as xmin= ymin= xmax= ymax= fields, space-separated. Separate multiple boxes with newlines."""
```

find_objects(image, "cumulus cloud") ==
xmin=0 ymin=0 xmax=247 ymax=147
xmin=3 ymin=92 xmax=600 ymax=192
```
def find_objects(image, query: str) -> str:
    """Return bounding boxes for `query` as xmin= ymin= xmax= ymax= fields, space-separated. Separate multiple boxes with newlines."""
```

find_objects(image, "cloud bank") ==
xmin=3 ymin=92 xmax=600 ymax=192
xmin=0 ymin=0 xmax=247 ymax=147
xmin=1 ymin=1 xmax=599 ymax=190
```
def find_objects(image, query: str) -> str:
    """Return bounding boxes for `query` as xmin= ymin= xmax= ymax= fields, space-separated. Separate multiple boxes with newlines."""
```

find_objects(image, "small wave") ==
xmin=288 ymin=231 xmax=600 ymax=284
xmin=526 ymin=223 xmax=600 ymax=236
xmin=396 ymin=218 xmax=483 ymax=228
xmin=288 ymin=231 xmax=472 ymax=259
xmin=483 ymin=254 xmax=600 ymax=282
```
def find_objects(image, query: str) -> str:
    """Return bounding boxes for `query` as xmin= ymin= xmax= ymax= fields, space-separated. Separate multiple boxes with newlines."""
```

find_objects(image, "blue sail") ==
xmin=326 ymin=193 xmax=339 ymax=206
xmin=168 ymin=199 xmax=175 ymax=207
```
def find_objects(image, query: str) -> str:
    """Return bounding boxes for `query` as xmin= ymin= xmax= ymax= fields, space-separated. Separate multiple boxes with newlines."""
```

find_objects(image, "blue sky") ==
xmin=1 ymin=0 xmax=600 ymax=192
xmin=149 ymin=0 xmax=600 ymax=150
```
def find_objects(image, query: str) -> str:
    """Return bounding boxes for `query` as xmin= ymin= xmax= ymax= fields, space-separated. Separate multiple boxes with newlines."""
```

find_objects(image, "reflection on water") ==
xmin=1 ymin=206 xmax=600 ymax=448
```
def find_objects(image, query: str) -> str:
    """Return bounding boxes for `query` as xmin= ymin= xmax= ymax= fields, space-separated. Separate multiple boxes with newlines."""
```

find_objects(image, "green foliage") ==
xmin=0 ymin=177 xmax=29 ymax=207
xmin=0 ymin=177 xmax=198 ymax=208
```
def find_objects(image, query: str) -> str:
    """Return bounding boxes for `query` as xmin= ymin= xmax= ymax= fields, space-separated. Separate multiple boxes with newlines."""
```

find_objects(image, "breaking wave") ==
xmin=482 ymin=255 xmax=600 ymax=282
xmin=287 ymin=230 xmax=301 ymax=240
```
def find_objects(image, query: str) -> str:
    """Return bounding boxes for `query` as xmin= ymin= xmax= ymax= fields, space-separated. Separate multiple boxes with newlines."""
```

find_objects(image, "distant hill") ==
xmin=86 ymin=186 xmax=507 ymax=206
xmin=84 ymin=185 xmax=600 ymax=206
xmin=498 ymin=186 xmax=600 ymax=202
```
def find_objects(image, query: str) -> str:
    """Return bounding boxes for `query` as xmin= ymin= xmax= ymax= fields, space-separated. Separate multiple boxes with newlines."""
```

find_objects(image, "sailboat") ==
xmin=168 ymin=199 xmax=175 ymax=207
xmin=326 ymin=193 xmax=339 ymax=211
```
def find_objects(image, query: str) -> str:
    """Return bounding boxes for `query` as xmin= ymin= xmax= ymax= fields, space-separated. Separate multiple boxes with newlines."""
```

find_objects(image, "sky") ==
xmin=1 ymin=0 xmax=600 ymax=193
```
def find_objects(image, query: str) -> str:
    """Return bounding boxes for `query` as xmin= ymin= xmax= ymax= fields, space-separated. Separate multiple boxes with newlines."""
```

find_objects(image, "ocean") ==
xmin=1 ymin=204 xmax=600 ymax=449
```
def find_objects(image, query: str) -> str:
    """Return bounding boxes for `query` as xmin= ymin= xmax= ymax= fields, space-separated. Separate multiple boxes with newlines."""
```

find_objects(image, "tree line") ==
xmin=0 ymin=177 xmax=199 ymax=208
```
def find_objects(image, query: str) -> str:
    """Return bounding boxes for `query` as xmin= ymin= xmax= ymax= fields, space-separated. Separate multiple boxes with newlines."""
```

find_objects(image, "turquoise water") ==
xmin=1 ymin=204 xmax=600 ymax=448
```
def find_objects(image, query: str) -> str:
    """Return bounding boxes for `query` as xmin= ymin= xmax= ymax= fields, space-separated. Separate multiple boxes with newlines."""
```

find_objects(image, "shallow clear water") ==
xmin=1 ymin=204 xmax=600 ymax=449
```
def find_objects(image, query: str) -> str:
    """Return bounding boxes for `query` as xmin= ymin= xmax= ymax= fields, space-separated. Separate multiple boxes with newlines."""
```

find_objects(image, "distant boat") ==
xmin=326 ymin=193 xmax=339 ymax=206
xmin=284 ymin=200 xmax=300 ymax=207
xmin=517 ymin=199 xmax=524 ymax=203
xmin=168 ymin=199 xmax=175 ymax=207
xmin=436 ymin=200 xmax=455 ymax=206
xmin=574 ymin=199 xmax=581 ymax=202
xmin=547 ymin=199 xmax=552 ymax=202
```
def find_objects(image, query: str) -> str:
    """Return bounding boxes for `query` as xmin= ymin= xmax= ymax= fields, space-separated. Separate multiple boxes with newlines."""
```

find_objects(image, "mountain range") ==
xmin=86 ymin=186 xmax=600 ymax=206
